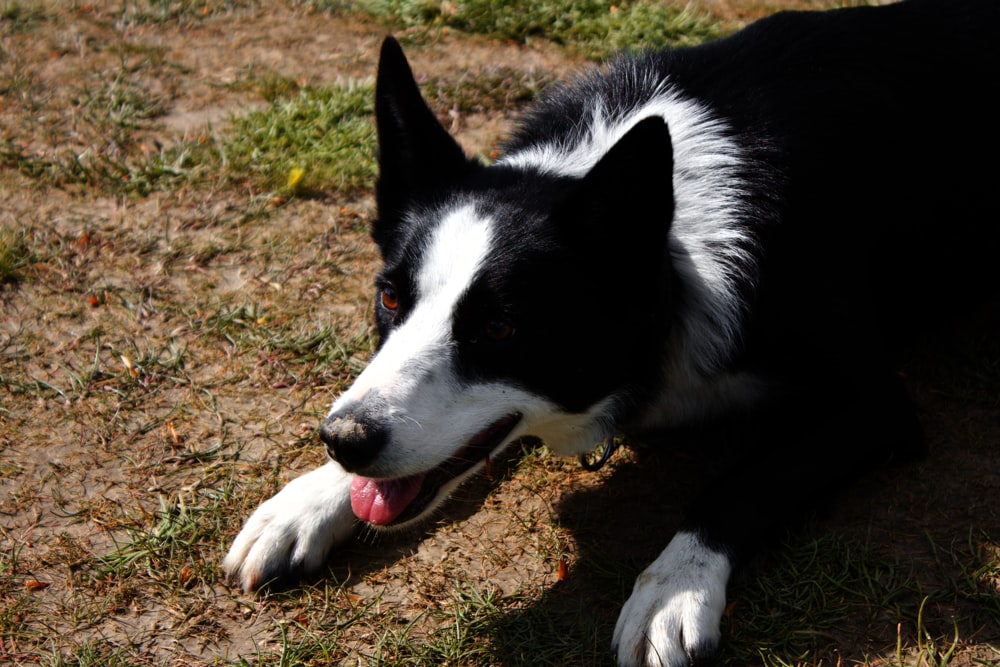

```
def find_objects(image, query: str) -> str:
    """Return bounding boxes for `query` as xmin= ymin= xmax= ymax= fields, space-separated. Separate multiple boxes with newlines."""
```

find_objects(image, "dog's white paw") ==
xmin=222 ymin=461 xmax=357 ymax=592
xmin=612 ymin=531 xmax=732 ymax=667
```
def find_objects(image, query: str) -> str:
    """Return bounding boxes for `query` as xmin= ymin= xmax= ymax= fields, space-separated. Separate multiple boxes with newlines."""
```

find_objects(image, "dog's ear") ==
xmin=555 ymin=116 xmax=675 ymax=265
xmin=373 ymin=37 xmax=477 ymax=244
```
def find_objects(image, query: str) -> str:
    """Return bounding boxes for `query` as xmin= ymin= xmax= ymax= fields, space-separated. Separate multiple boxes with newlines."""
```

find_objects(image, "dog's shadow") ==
xmin=491 ymin=409 xmax=1000 ymax=665
xmin=297 ymin=382 xmax=999 ymax=666
xmin=487 ymin=445 xmax=702 ymax=665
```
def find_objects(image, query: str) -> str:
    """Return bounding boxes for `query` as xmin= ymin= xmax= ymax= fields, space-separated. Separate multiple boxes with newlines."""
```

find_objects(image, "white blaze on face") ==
xmin=334 ymin=204 xmax=492 ymax=404
xmin=326 ymin=204 xmax=499 ymax=476
xmin=416 ymin=204 xmax=494 ymax=313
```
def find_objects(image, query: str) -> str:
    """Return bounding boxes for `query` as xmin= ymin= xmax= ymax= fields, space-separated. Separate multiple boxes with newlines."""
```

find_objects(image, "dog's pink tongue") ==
xmin=350 ymin=475 xmax=424 ymax=525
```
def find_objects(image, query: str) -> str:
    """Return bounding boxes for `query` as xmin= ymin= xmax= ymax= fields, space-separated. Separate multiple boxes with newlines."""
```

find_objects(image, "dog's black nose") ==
xmin=319 ymin=412 xmax=386 ymax=472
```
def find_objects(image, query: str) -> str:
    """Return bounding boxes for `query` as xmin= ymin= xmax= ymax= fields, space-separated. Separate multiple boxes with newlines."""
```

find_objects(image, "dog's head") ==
xmin=321 ymin=37 xmax=676 ymax=527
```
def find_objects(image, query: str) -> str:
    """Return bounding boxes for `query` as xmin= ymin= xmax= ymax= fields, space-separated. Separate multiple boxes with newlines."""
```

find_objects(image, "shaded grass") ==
xmin=910 ymin=330 xmax=1000 ymax=409
xmin=722 ymin=528 xmax=919 ymax=665
xmin=719 ymin=526 xmax=1000 ymax=666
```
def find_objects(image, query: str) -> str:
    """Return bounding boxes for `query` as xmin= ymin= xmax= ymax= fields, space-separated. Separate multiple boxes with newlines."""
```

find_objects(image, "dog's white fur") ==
xmin=612 ymin=531 xmax=732 ymax=667
xmin=223 ymin=462 xmax=356 ymax=591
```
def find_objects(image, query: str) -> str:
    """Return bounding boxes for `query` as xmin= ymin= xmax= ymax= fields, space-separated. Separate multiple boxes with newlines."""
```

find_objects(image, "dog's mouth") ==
xmin=349 ymin=413 xmax=522 ymax=527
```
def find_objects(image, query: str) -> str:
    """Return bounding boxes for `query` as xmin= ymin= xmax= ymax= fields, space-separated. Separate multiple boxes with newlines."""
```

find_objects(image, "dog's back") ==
xmin=503 ymin=0 xmax=999 ymax=375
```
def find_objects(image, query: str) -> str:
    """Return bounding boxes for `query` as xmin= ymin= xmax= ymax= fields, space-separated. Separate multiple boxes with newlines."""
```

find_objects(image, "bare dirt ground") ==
xmin=1 ymin=1 xmax=998 ymax=666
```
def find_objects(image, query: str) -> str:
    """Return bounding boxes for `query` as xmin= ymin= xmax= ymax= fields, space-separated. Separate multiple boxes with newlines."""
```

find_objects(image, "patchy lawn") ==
xmin=1 ymin=1 xmax=998 ymax=665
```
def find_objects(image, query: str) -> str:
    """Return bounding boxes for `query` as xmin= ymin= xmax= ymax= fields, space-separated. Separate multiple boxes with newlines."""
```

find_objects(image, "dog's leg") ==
xmin=613 ymin=371 xmax=922 ymax=666
xmin=223 ymin=461 xmax=357 ymax=592
xmin=612 ymin=530 xmax=731 ymax=667
xmin=612 ymin=442 xmax=843 ymax=667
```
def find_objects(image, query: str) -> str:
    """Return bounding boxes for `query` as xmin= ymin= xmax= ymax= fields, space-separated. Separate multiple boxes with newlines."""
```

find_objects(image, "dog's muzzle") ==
xmin=319 ymin=411 xmax=387 ymax=472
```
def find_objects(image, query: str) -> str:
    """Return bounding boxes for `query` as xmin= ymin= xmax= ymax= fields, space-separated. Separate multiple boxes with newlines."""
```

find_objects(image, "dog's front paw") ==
xmin=612 ymin=531 xmax=732 ymax=667
xmin=222 ymin=462 xmax=357 ymax=592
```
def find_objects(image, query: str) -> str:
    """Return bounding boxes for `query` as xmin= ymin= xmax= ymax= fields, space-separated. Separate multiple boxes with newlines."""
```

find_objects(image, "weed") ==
xmin=229 ymin=65 xmax=310 ymax=103
xmin=1 ymin=64 xmax=201 ymax=195
xmin=889 ymin=596 xmax=963 ymax=667
xmin=73 ymin=70 xmax=167 ymax=145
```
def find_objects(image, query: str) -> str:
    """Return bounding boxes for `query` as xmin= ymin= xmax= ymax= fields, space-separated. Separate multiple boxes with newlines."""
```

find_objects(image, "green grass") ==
xmin=422 ymin=67 xmax=556 ymax=116
xmin=3 ymin=74 xmax=377 ymax=198
xmin=0 ymin=64 xmax=197 ymax=195
xmin=0 ymin=224 xmax=33 ymax=284
xmin=114 ymin=0 xmax=261 ymax=24
xmin=0 ymin=1 xmax=48 ymax=31
xmin=222 ymin=81 xmax=377 ymax=196
xmin=351 ymin=0 xmax=723 ymax=58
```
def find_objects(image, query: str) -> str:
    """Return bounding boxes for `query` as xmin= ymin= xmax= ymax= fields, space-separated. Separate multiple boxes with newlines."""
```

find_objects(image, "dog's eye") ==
xmin=483 ymin=318 xmax=515 ymax=342
xmin=380 ymin=286 xmax=399 ymax=312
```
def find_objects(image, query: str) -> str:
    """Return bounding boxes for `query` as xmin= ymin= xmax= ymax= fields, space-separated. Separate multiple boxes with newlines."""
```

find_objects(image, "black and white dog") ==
xmin=224 ymin=1 xmax=999 ymax=664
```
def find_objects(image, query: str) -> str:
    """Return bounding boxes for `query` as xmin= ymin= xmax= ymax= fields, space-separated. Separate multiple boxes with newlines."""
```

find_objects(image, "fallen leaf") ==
xmin=287 ymin=166 xmax=305 ymax=190
xmin=120 ymin=355 xmax=139 ymax=377
xmin=167 ymin=421 xmax=180 ymax=446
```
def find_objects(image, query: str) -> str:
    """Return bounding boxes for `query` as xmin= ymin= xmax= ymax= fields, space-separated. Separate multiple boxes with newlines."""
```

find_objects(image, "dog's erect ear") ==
xmin=373 ymin=37 xmax=476 ymax=241
xmin=555 ymin=116 xmax=675 ymax=264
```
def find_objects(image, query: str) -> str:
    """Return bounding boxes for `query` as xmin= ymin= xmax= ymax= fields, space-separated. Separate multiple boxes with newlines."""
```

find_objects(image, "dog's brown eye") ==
xmin=483 ymin=318 xmax=514 ymax=342
xmin=380 ymin=286 xmax=399 ymax=312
